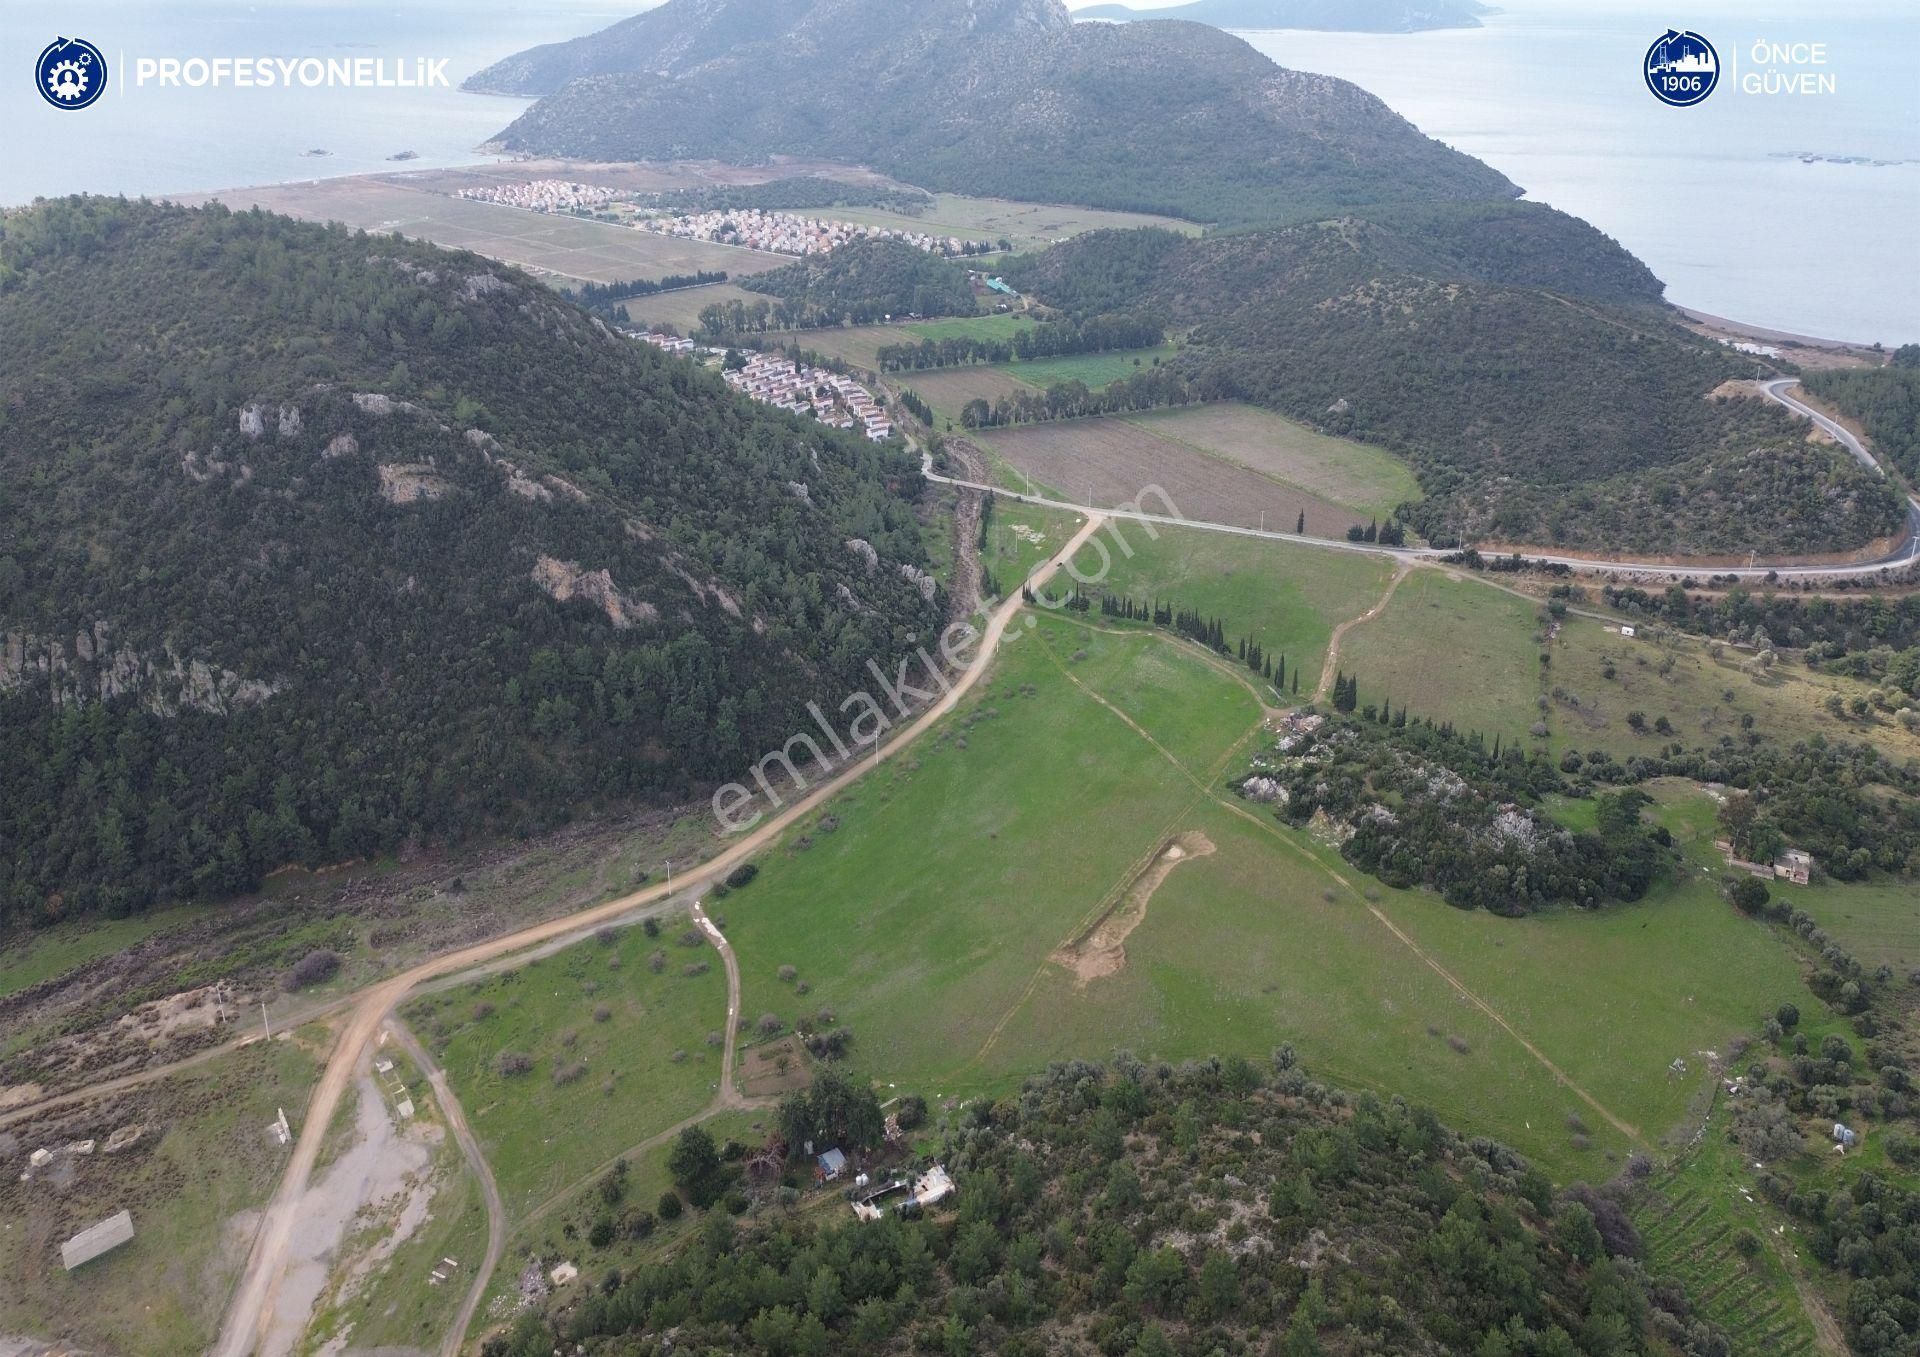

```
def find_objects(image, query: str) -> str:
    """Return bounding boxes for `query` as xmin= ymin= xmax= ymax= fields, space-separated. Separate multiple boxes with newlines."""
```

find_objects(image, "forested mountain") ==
xmin=1074 ymin=0 xmax=1489 ymax=33
xmin=491 ymin=1055 xmax=1729 ymax=1357
xmin=468 ymin=0 xmax=1517 ymax=226
xmin=0 ymin=198 xmax=939 ymax=925
xmin=1006 ymin=216 xmax=1908 ymax=553
xmin=1806 ymin=345 xmax=1920 ymax=481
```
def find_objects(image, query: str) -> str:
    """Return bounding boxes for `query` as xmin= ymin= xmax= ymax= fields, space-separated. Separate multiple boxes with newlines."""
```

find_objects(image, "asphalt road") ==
xmin=923 ymin=380 xmax=1920 ymax=583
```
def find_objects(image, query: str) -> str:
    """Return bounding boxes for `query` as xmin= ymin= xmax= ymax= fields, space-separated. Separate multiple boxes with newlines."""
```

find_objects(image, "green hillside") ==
xmin=1007 ymin=215 xmax=1906 ymax=554
xmin=470 ymin=0 xmax=1517 ymax=227
xmin=0 ymin=198 xmax=938 ymax=924
xmin=491 ymin=1056 xmax=1730 ymax=1356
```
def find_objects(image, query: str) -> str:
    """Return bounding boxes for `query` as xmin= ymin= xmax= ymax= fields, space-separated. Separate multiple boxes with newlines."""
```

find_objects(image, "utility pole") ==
xmin=261 ymin=1000 xmax=272 ymax=1041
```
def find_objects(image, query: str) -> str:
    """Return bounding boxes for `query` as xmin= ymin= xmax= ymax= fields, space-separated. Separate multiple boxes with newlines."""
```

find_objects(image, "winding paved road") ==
xmin=921 ymin=380 xmax=1920 ymax=583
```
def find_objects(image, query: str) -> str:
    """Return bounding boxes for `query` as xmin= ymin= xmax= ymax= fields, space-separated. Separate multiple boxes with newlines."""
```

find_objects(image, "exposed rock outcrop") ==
xmin=1 ymin=624 xmax=280 ymax=715
xmin=531 ymin=556 xmax=659 ymax=628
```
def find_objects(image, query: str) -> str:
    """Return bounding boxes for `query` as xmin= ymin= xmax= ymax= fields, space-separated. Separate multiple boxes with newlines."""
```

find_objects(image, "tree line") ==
xmin=875 ymin=314 xmax=1164 ymax=372
xmin=959 ymin=366 xmax=1200 ymax=429
xmin=562 ymin=270 xmax=727 ymax=313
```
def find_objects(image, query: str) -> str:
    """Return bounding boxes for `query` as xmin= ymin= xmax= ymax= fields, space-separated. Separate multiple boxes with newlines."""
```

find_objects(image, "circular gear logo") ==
xmin=36 ymin=36 xmax=108 ymax=110
xmin=1644 ymin=29 xmax=1719 ymax=106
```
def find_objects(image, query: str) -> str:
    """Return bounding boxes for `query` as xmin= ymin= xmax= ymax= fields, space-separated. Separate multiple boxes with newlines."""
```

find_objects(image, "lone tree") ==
xmin=668 ymin=1125 xmax=725 ymax=1208
xmin=1726 ymin=875 xmax=1771 ymax=915
xmin=779 ymin=1068 xmax=885 ymax=1156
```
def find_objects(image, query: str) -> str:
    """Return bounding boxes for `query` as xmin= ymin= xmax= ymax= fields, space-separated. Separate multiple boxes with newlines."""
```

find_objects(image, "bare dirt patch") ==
xmin=738 ymin=1036 xmax=814 ymax=1100
xmin=1053 ymin=831 xmax=1216 ymax=986
xmin=981 ymin=418 xmax=1364 ymax=538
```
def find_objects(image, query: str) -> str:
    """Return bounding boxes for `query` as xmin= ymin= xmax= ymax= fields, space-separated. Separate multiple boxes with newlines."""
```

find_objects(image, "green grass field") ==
xmin=1550 ymin=612 xmax=1920 ymax=766
xmin=475 ymin=1108 xmax=768 ymax=1321
xmin=0 ymin=904 xmax=212 ymax=1001
xmin=998 ymin=345 xmax=1180 ymax=391
xmin=403 ymin=915 xmax=729 ymax=1219
xmin=1338 ymin=569 xmax=1548 ymax=740
xmin=701 ymin=599 xmax=1831 ymax=1180
xmin=1061 ymin=522 xmax=1397 ymax=700
xmin=978 ymin=498 xmax=1089 ymax=596
xmin=0 ymin=1039 xmax=319 ymax=1355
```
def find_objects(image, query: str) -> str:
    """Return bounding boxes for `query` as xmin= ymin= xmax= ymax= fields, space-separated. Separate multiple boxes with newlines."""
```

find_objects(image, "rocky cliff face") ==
xmin=1 ymin=625 xmax=280 ymax=715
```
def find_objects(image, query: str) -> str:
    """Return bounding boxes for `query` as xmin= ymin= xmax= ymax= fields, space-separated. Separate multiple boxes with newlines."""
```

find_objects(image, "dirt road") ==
xmin=1314 ymin=563 xmax=1410 ymax=702
xmin=211 ymin=512 xmax=1107 ymax=1357
xmin=385 ymin=1021 xmax=505 ymax=1357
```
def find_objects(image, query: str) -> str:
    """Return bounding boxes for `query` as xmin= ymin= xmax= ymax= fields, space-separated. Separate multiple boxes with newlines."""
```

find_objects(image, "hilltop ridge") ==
xmin=1073 ymin=0 xmax=1489 ymax=33
xmin=469 ymin=0 xmax=1516 ymax=226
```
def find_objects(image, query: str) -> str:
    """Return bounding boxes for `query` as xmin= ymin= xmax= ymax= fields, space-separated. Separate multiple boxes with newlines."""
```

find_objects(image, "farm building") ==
xmin=849 ymin=1164 xmax=957 ymax=1221
xmin=817 ymin=1148 xmax=848 ymax=1181
xmin=61 ymin=1210 xmax=135 ymax=1270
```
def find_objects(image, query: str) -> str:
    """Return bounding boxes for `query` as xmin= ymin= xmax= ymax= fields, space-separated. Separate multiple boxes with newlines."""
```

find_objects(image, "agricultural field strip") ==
xmin=1029 ymin=606 xmax=1645 ymax=1144
xmin=1314 ymin=562 xmax=1412 ymax=701
xmin=914 ymin=375 xmax=1920 ymax=581
xmin=399 ymin=885 xmax=745 ymax=1351
xmin=1114 ymin=407 xmax=1412 ymax=515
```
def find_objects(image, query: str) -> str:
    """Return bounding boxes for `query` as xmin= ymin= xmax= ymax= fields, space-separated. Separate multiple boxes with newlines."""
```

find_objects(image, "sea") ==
xmin=1236 ymin=0 xmax=1920 ymax=344
xmin=0 ymin=1 xmax=634 ymax=204
xmin=2 ymin=0 xmax=1916 ymax=344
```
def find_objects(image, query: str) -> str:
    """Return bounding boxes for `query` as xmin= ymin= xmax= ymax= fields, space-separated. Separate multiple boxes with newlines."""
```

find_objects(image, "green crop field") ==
xmin=998 ymin=345 xmax=1180 ymax=392
xmin=1338 ymin=568 xmax=1547 ymax=740
xmin=1634 ymin=1128 xmax=1826 ymax=1357
xmin=907 ymin=314 xmax=1035 ymax=343
xmin=1121 ymin=403 xmax=1422 ymax=520
xmin=1060 ymin=521 xmax=1397 ymax=700
xmin=403 ymin=915 xmax=729 ymax=1219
